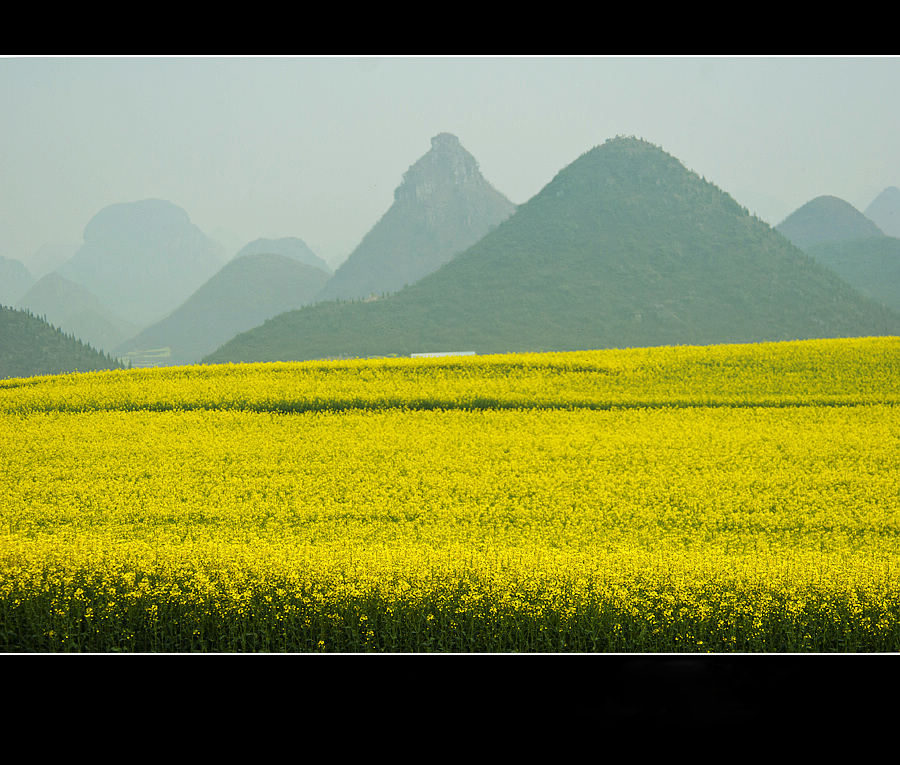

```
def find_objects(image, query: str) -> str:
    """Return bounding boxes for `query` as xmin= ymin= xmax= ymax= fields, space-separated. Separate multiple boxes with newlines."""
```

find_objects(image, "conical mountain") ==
xmin=805 ymin=236 xmax=900 ymax=314
xmin=204 ymin=137 xmax=900 ymax=364
xmin=116 ymin=252 xmax=331 ymax=366
xmin=16 ymin=272 xmax=139 ymax=353
xmin=778 ymin=193 xmax=900 ymax=314
xmin=1 ymin=305 xmax=123 ymax=379
xmin=865 ymin=186 xmax=900 ymax=238
xmin=317 ymin=133 xmax=516 ymax=302
xmin=233 ymin=237 xmax=332 ymax=274
xmin=58 ymin=198 xmax=227 ymax=328
xmin=776 ymin=195 xmax=884 ymax=249
xmin=0 ymin=257 xmax=34 ymax=306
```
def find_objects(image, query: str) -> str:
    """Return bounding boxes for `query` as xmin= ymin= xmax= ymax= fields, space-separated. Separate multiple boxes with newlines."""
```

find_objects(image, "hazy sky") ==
xmin=3 ymin=55 xmax=899 ymax=270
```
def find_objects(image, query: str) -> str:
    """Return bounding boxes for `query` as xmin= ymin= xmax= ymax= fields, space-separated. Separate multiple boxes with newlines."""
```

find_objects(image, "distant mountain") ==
xmin=317 ymin=133 xmax=516 ymax=302
xmin=0 ymin=305 xmax=123 ymax=379
xmin=233 ymin=237 xmax=332 ymax=274
xmin=805 ymin=236 xmax=900 ymax=314
xmin=116 ymin=252 xmax=331 ymax=366
xmin=776 ymin=193 xmax=900 ymax=316
xmin=58 ymin=199 xmax=227 ymax=327
xmin=204 ymin=137 xmax=900 ymax=364
xmin=0 ymin=257 xmax=34 ymax=306
xmin=776 ymin=196 xmax=884 ymax=249
xmin=26 ymin=241 xmax=79 ymax=280
xmin=16 ymin=273 xmax=140 ymax=353
xmin=865 ymin=186 xmax=900 ymax=238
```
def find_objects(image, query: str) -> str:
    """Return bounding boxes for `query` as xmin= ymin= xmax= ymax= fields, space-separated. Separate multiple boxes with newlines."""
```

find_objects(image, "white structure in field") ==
xmin=120 ymin=347 xmax=172 ymax=368
xmin=410 ymin=351 xmax=476 ymax=358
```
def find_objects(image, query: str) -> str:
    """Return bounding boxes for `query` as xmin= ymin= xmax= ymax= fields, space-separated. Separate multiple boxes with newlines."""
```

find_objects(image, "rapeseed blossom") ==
xmin=1 ymin=337 xmax=898 ymax=651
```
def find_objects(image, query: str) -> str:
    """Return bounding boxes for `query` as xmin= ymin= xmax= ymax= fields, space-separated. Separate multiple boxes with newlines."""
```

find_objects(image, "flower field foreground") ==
xmin=1 ymin=336 xmax=899 ymax=652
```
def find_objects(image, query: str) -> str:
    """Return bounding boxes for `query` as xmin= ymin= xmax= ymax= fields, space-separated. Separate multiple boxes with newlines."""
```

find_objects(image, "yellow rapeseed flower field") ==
xmin=1 ymin=337 xmax=898 ymax=651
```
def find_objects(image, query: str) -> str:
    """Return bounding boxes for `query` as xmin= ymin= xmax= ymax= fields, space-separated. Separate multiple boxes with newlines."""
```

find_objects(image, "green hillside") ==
xmin=116 ymin=253 xmax=331 ymax=365
xmin=805 ymin=236 xmax=900 ymax=314
xmin=16 ymin=272 xmax=139 ymax=353
xmin=0 ymin=305 xmax=124 ymax=379
xmin=204 ymin=137 xmax=900 ymax=364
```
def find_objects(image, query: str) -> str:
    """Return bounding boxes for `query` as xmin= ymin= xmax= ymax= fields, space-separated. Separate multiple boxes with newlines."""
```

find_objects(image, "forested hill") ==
xmin=1 ymin=305 xmax=124 ymax=379
xmin=805 ymin=236 xmax=900 ymax=315
xmin=115 ymin=253 xmax=332 ymax=366
xmin=775 ymin=194 xmax=900 ymax=316
xmin=205 ymin=136 xmax=900 ymax=363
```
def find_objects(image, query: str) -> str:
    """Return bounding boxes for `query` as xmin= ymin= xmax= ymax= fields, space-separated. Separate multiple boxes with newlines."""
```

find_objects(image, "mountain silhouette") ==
xmin=116 ymin=252 xmax=331 ymax=366
xmin=317 ymin=133 xmax=516 ymax=302
xmin=777 ymin=193 xmax=900 ymax=316
xmin=58 ymin=198 xmax=227 ymax=328
xmin=26 ymin=241 xmax=79 ymax=280
xmin=0 ymin=305 xmax=123 ymax=379
xmin=864 ymin=186 xmax=900 ymax=238
xmin=0 ymin=257 xmax=34 ymax=306
xmin=805 ymin=236 xmax=900 ymax=314
xmin=776 ymin=195 xmax=884 ymax=249
xmin=16 ymin=272 xmax=140 ymax=353
xmin=204 ymin=136 xmax=900 ymax=364
xmin=233 ymin=237 xmax=332 ymax=274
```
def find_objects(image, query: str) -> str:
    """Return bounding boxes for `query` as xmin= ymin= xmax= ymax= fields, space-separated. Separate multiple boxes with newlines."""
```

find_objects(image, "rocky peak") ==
xmin=431 ymin=132 xmax=461 ymax=150
xmin=395 ymin=133 xmax=483 ymax=204
xmin=316 ymin=132 xmax=515 ymax=303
